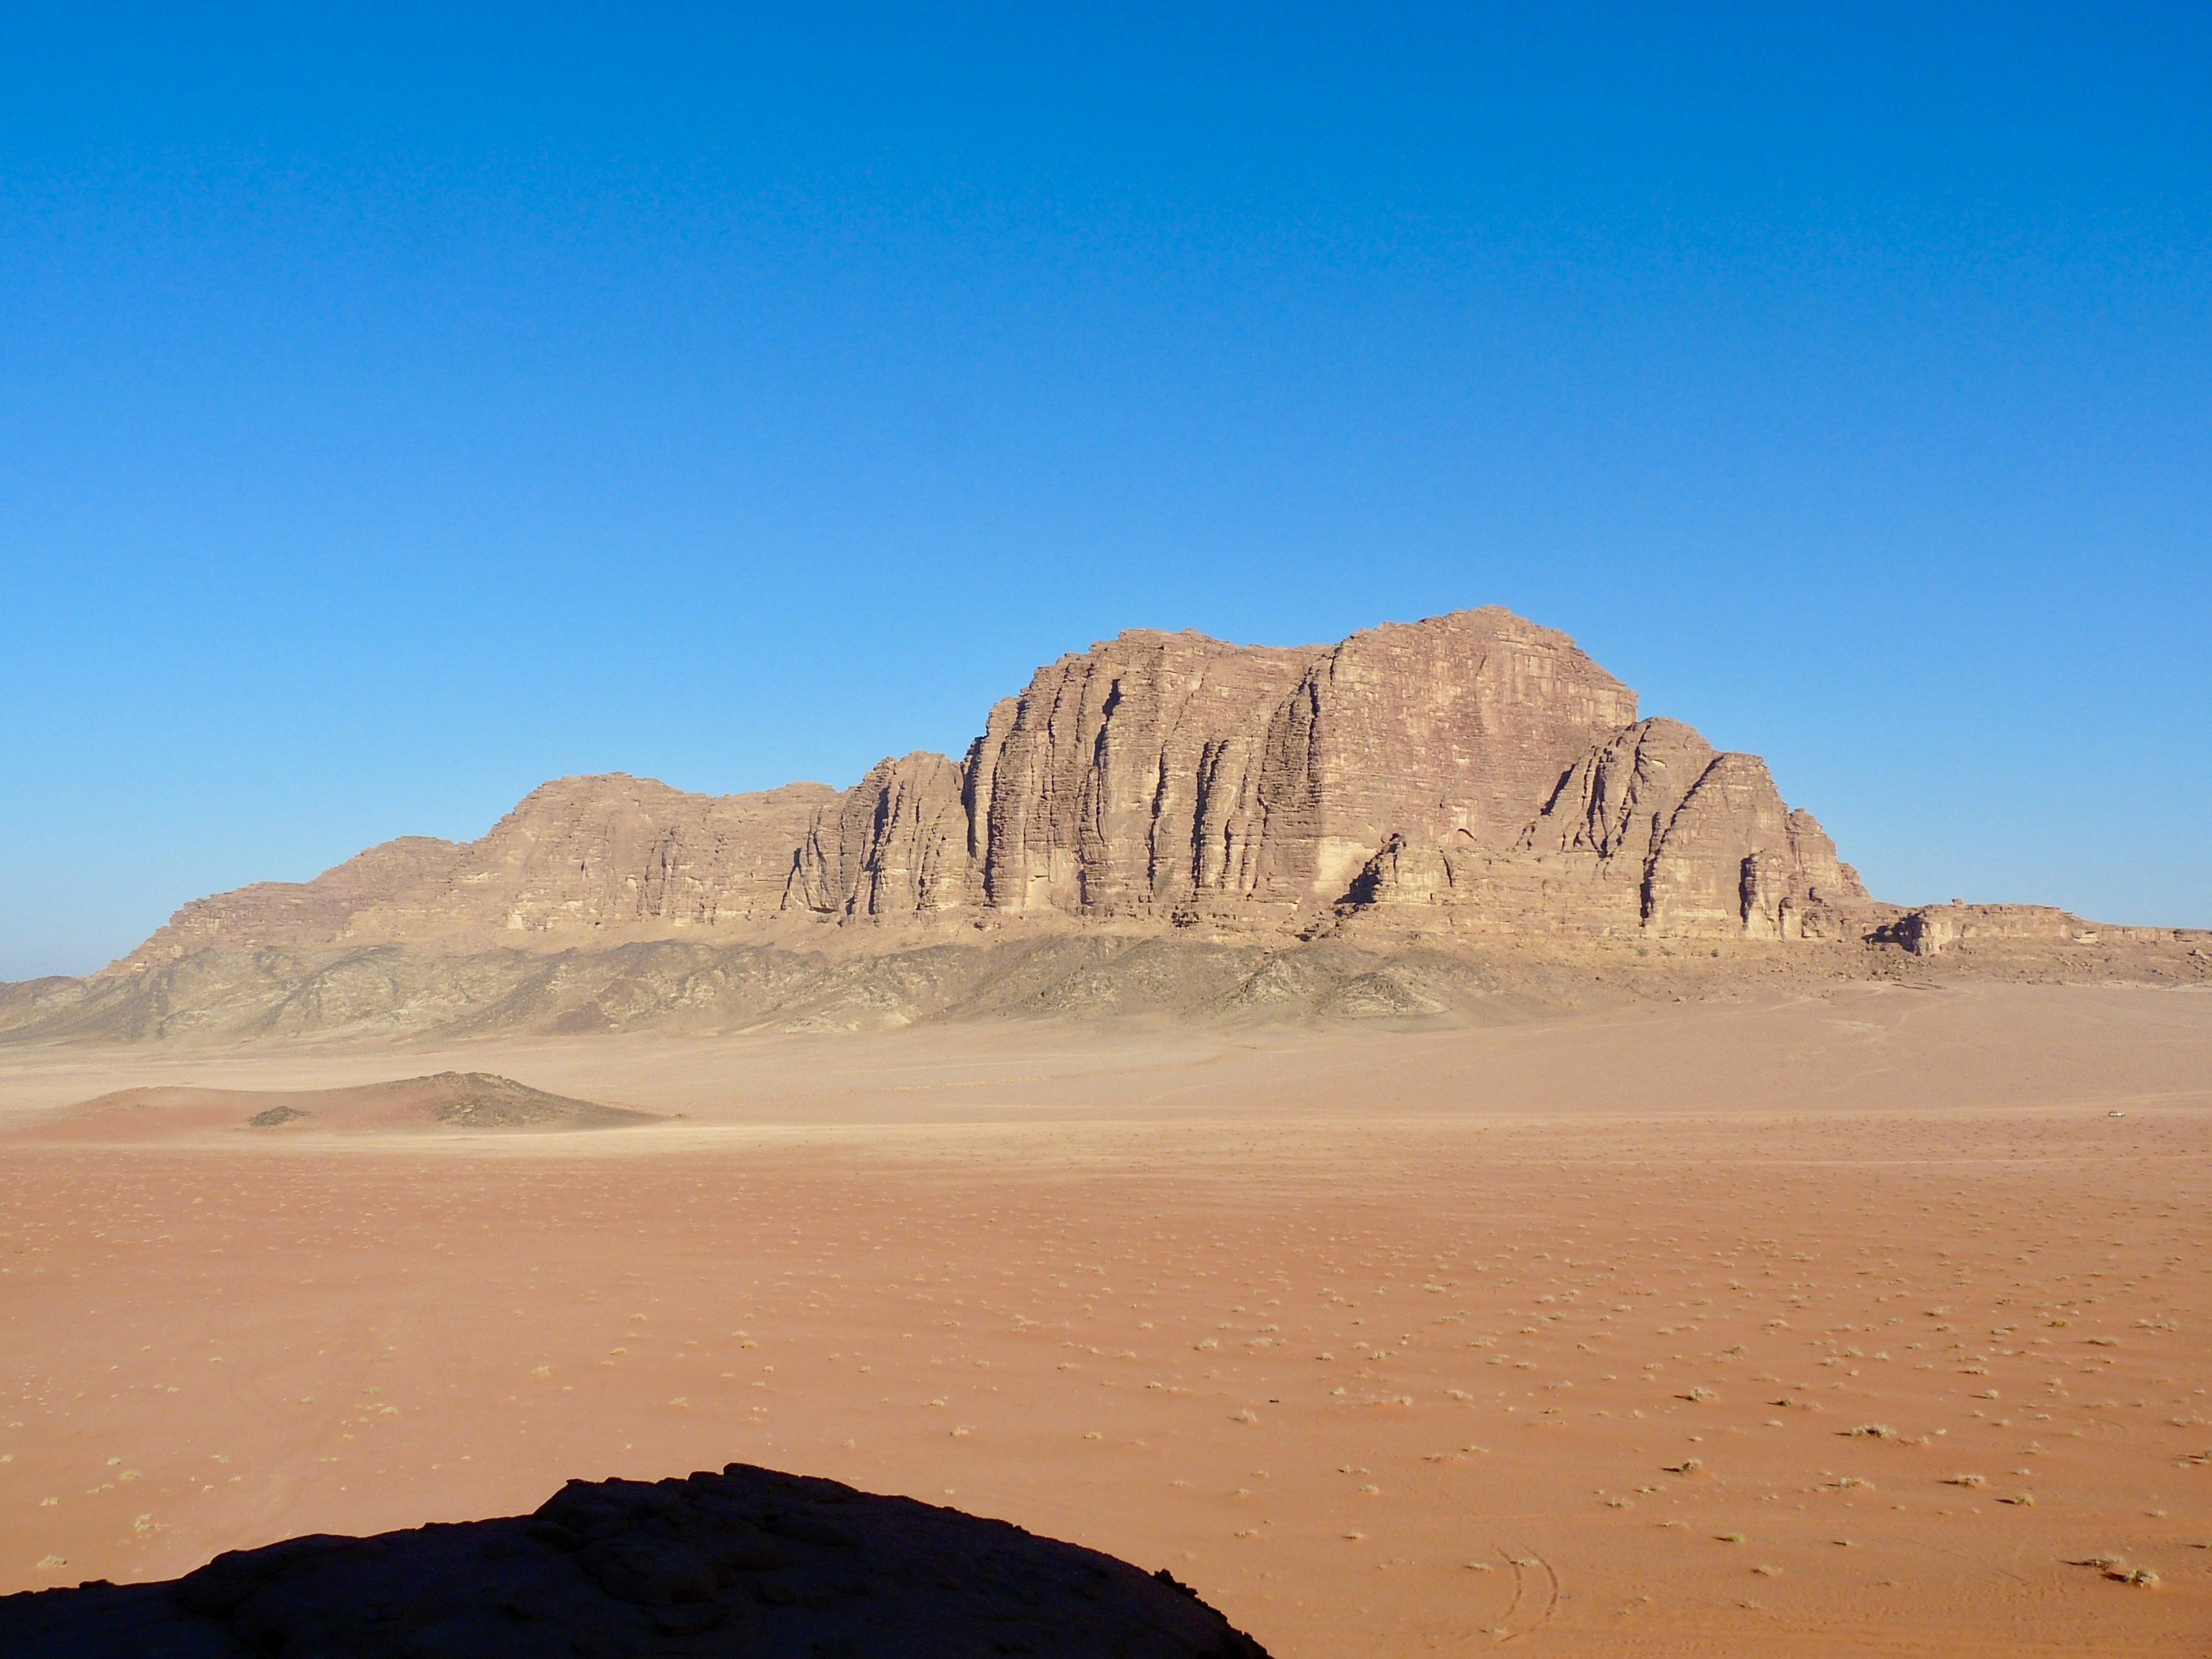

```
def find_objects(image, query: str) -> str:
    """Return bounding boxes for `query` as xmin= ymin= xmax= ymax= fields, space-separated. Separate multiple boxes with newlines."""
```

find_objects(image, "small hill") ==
xmin=19 ymin=1071 xmax=660 ymax=1142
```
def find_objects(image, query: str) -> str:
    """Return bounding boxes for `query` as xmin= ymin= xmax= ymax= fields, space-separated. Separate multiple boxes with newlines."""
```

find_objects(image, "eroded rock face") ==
xmin=1521 ymin=718 xmax=1718 ymax=868
xmin=119 ymin=778 xmax=835 ymax=968
xmin=122 ymin=834 xmax=468 ymax=962
xmin=590 ymin=610 xmax=1684 ymax=930
xmin=967 ymin=628 xmax=1323 ymax=918
xmin=105 ymin=606 xmax=1874 ymax=972
xmin=1877 ymin=903 xmax=2110 ymax=957
xmin=787 ymin=753 xmax=972 ymax=918
xmin=1346 ymin=716 xmax=1870 ymax=939
xmin=1251 ymin=609 xmax=1641 ymax=902
xmin=0 ymin=1464 xmax=1273 ymax=1658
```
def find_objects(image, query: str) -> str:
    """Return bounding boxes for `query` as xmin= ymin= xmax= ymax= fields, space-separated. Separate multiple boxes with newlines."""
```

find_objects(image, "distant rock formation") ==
xmin=7 ymin=602 xmax=2196 ymax=1045
xmin=1869 ymin=902 xmax=2191 ymax=958
xmin=121 ymin=777 xmax=833 ymax=965
xmin=0 ymin=1463 xmax=1272 ymax=1658
xmin=110 ymin=607 xmax=1880 ymax=971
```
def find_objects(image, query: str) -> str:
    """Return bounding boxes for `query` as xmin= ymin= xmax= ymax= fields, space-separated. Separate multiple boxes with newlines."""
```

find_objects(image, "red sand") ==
xmin=2 ymin=983 xmax=2208 ymax=1655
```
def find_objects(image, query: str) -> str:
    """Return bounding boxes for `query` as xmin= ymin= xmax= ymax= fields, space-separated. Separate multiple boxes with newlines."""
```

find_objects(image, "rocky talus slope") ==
xmin=5 ymin=605 xmax=2203 ymax=1041
xmin=0 ymin=1463 xmax=1271 ymax=1658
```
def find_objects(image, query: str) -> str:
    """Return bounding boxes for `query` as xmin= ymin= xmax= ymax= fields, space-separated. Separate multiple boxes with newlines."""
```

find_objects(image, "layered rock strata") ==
xmin=114 ymin=606 xmax=1874 ymax=973
xmin=790 ymin=608 xmax=1864 ymax=939
xmin=122 ymin=777 xmax=834 ymax=967
xmin=1872 ymin=903 xmax=2199 ymax=958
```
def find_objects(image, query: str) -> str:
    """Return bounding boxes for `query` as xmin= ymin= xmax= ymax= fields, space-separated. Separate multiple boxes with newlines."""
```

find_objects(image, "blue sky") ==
xmin=3 ymin=3 xmax=2207 ymax=978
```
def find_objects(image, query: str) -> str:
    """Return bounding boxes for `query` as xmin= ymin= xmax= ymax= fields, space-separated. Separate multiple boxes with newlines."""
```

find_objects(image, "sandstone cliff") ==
xmin=785 ymin=606 xmax=1855 ymax=937
xmin=121 ymin=777 xmax=833 ymax=969
xmin=113 ymin=606 xmax=1876 ymax=975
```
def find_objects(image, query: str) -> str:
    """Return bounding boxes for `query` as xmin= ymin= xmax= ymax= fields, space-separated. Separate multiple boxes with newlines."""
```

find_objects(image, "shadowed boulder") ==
xmin=0 ymin=1463 xmax=1272 ymax=1658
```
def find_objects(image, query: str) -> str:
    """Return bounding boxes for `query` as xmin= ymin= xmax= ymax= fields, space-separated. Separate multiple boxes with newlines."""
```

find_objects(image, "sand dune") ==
xmin=16 ymin=1071 xmax=661 ymax=1143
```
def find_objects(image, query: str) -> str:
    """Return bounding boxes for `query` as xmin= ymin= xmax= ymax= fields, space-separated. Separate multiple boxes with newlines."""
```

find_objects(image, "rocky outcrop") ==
xmin=104 ymin=606 xmax=1885 ymax=975
xmin=965 ymin=628 xmax=1322 ymax=917
xmin=1879 ymin=903 xmax=2118 ymax=957
xmin=803 ymin=608 xmax=1644 ymax=924
xmin=1521 ymin=718 xmax=1718 ymax=868
xmin=1344 ymin=716 xmax=1871 ymax=939
xmin=119 ymin=834 xmax=468 ymax=962
xmin=1642 ymin=752 xmax=1819 ymax=939
xmin=1248 ymin=609 xmax=1640 ymax=901
xmin=786 ymin=753 xmax=971 ymax=917
xmin=118 ymin=777 xmax=835 ymax=970
xmin=0 ymin=1464 xmax=1272 ymax=1658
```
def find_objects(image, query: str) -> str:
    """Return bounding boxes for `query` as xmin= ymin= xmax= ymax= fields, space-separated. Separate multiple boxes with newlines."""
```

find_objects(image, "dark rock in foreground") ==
xmin=0 ymin=1464 xmax=1272 ymax=1658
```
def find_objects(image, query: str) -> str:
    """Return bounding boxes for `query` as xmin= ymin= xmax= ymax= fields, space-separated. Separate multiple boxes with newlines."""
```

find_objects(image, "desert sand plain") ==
xmin=2 ymin=982 xmax=2208 ymax=1655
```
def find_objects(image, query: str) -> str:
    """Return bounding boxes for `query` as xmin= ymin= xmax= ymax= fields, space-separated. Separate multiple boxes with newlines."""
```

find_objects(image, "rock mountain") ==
xmin=115 ymin=607 xmax=1875 ymax=970
xmin=15 ymin=604 xmax=2200 ymax=1041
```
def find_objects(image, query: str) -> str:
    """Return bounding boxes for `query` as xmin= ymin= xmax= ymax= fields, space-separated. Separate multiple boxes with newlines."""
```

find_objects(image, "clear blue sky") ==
xmin=3 ymin=4 xmax=2207 ymax=979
